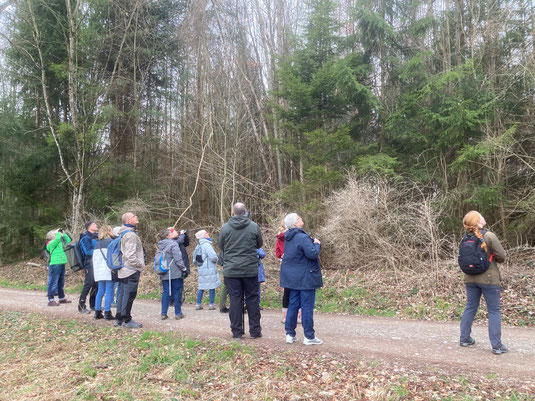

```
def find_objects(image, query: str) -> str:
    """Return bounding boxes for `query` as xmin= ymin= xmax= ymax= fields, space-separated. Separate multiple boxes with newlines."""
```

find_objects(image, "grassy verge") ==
xmin=1 ymin=258 xmax=534 ymax=326
xmin=0 ymin=311 xmax=532 ymax=401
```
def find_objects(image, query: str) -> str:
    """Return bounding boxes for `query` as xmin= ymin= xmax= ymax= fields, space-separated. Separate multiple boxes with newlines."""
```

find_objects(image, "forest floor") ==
xmin=0 ymin=287 xmax=534 ymax=400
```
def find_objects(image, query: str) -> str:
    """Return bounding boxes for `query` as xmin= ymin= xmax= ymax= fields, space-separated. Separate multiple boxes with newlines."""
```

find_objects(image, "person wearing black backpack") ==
xmin=459 ymin=211 xmax=507 ymax=354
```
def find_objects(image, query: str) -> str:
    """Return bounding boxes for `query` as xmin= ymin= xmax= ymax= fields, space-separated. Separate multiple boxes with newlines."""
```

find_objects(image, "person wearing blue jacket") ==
xmin=280 ymin=213 xmax=323 ymax=346
xmin=257 ymin=248 xmax=266 ymax=307
xmin=78 ymin=221 xmax=99 ymax=314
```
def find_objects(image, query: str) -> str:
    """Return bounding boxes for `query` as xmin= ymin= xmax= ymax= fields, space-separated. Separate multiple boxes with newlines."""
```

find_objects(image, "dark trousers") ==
xmin=116 ymin=271 xmax=140 ymax=323
xmin=282 ymin=287 xmax=290 ymax=308
xmin=224 ymin=276 xmax=261 ymax=337
xmin=79 ymin=263 xmax=97 ymax=309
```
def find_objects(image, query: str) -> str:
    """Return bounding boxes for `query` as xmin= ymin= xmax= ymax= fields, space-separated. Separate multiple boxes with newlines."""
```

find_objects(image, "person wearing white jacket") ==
xmin=92 ymin=225 xmax=115 ymax=320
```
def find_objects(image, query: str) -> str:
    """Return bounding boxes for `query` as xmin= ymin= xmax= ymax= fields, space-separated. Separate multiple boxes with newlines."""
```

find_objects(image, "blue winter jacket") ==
xmin=79 ymin=231 xmax=98 ymax=267
xmin=280 ymin=228 xmax=323 ymax=290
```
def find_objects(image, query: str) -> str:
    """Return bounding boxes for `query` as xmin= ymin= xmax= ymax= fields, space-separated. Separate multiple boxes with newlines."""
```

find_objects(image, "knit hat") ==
xmin=283 ymin=213 xmax=299 ymax=229
xmin=195 ymin=230 xmax=207 ymax=240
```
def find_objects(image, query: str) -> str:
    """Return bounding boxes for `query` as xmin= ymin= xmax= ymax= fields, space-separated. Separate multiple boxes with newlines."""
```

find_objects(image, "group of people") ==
xmin=46 ymin=213 xmax=146 ymax=328
xmin=44 ymin=205 xmax=508 ymax=353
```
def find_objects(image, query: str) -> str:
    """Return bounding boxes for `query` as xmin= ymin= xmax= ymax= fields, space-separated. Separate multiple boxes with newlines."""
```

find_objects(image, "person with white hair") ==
xmin=45 ymin=228 xmax=73 ymax=306
xmin=280 ymin=213 xmax=323 ymax=345
xmin=193 ymin=230 xmax=221 ymax=310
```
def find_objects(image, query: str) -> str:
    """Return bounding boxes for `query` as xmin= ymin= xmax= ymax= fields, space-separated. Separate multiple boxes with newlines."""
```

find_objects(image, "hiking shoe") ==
xmin=113 ymin=319 xmax=122 ymax=327
xmin=94 ymin=310 xmax=104 ymax=320
xmin=492 ymin=345 xmax=508 ymax=355
xmin=208 ymin=305 xmax=216 ymax=310
xmin=175 ymin=314 xmax=185 ymax=320
xmin=285 ymin=334 xmax=298 ymax=344
xmin=195 ymin=305 xmax=203 ymax=310
xmin=58 ymin=298 xmax=72 ymax=304
xmin=232 ymin=334 xmax=243 ymax=340
xmin=460 ymin=337 xmax=476 ymax=347
xmin=104 ymin=311 xmax=114 ymax=320
xmin=122 ymin=320 xmax=143 ymax=329
xmin=303 ymin=337 xmax=323 ymax=346
xmin=78 ymin=305 xmax=91 ymax=314
xmin=48 ymin=301 xmax=60 ymax=307
xmin=250 ymin=333 xmax=262 ymax=339
xmin=220 ymin=307 xmax=229 ymax=313
xmin=161 ymin=314 xmax=168 ymax=320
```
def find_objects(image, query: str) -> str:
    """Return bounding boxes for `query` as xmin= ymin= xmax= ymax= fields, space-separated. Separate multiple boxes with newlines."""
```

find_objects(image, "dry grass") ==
xmin=318 ymin=177 xmax=450 ymax=271
xmin=0 ymin=312 xmax=533 ymax=401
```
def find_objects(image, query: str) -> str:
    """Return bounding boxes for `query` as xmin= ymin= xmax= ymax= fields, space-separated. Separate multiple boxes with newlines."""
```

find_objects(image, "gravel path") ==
xmin=1 ymin=287 xmax=534 ymax=386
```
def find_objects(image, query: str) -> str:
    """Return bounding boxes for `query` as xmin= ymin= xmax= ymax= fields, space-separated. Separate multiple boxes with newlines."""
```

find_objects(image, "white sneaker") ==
xmin=303 ymin=337 xmax=323 ymax=346
xmin=285 ymin=334 xmax=298 ymax=344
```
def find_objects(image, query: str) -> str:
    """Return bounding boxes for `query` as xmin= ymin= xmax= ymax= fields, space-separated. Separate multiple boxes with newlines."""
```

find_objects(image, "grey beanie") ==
xmin=284 ymin=213 xmax=299 ymax=229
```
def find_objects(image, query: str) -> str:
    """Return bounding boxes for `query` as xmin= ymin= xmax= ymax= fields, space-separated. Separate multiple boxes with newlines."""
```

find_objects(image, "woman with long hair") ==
xmin=459 ymin=211 xmax=507 ymax=354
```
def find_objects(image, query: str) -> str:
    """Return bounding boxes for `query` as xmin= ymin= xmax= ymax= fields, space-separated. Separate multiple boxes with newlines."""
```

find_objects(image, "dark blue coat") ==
xmin=280 ymin=228 xmax=323 ymax=290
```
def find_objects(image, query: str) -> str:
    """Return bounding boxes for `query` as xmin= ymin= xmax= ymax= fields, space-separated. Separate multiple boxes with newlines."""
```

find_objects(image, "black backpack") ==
xmin=458 ymin=231 xmax=494 ymax=275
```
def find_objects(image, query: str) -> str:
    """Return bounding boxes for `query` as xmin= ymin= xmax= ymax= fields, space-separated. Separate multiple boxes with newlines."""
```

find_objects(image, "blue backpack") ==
xmin=458 ymin=231 xmax=494 ymax=275
xmin=154 ymin=243 xmax=174 ymax=275
xmin=106 ymin=230 xmax=134 ymax=270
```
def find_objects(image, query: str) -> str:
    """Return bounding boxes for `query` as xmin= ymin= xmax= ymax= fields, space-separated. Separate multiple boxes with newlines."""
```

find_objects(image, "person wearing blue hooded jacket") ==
xmin=280 ymin=213 xmax=323 ymax=346
xmin=78 ymin=221 xmax=99 ymax=314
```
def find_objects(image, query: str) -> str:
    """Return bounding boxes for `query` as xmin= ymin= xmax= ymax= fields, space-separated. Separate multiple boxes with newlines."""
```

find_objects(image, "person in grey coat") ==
xmin=156 ymin=227 xmax=188 ymax=320
xmin=194 ymin=230 xmax=221 ymax=310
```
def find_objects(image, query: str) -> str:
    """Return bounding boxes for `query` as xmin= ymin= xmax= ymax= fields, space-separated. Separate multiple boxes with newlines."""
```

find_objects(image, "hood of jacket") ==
xmin=227 ymin=215 xmax=251 ymax=230
xmin=157 ymin=238 xmax=175 ymax=251
xmin=284 ymin=228 xmax=304 ymax=242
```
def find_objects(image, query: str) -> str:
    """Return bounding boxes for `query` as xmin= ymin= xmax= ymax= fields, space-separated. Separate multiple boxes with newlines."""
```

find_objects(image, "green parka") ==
xmin=46 ymin=232 xmax=72 ymax=265
xmin=218 ymin=216 xmax=263 ymax=278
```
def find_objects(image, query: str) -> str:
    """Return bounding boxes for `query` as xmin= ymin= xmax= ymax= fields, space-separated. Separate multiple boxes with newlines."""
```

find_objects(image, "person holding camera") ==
xmin=157 ymin=227 xmax=188 ymax=320
xmin=45 ymin=228 xmax=73 ymax=306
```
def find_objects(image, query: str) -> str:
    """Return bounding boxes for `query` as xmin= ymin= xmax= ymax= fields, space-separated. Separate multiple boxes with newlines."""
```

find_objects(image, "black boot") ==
xmin=78 ymin=304 xmax=91 ymax=314
xmin=104 ymin=311 xmax=114 ymax=320
xmin=94 ymin=310 xmax=104 ymax=319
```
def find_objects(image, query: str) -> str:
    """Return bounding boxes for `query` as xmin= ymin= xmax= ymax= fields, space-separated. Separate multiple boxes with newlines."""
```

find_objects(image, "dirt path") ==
xmin=1 ymin=287 xmax=534 ymax=387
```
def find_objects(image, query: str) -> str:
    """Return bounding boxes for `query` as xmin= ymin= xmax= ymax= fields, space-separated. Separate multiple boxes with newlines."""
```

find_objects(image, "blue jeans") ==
xmin=286 ymin=289 xmax=316 ymax=340
xmin=47 ymin=264 xmax=65 ymax=301
xmin=196 ymin=289 xmax=215 ymax=305
xmin=95 ymin=280 xmax=114 ymax=311
xmin=161 ymin=278 xmax=184 ymax=316
xmin=112 ymin=281 xmax=122 ymax=303
xmin=460 ymin=283 xmax=502 ymax=349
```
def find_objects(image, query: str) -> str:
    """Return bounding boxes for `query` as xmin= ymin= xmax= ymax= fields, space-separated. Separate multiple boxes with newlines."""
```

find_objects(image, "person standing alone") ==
xmin=218 ymin=203 xmax=263 ymax=339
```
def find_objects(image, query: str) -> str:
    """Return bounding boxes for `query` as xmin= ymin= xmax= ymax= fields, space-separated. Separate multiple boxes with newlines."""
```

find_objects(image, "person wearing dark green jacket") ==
xmin=45 ymin=229 xmax=73 ymax=306
xmin=218 ymin=203 xmax=263 ymax=339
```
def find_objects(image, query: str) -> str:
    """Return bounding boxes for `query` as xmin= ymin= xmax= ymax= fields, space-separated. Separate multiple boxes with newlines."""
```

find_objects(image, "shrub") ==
xmin=318 ymin=176 xmax=450 ymax=271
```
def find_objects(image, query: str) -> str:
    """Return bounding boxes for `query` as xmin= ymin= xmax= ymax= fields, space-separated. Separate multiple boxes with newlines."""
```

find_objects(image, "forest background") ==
xmin=0 ymin=0 xmax=534 ymax=270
